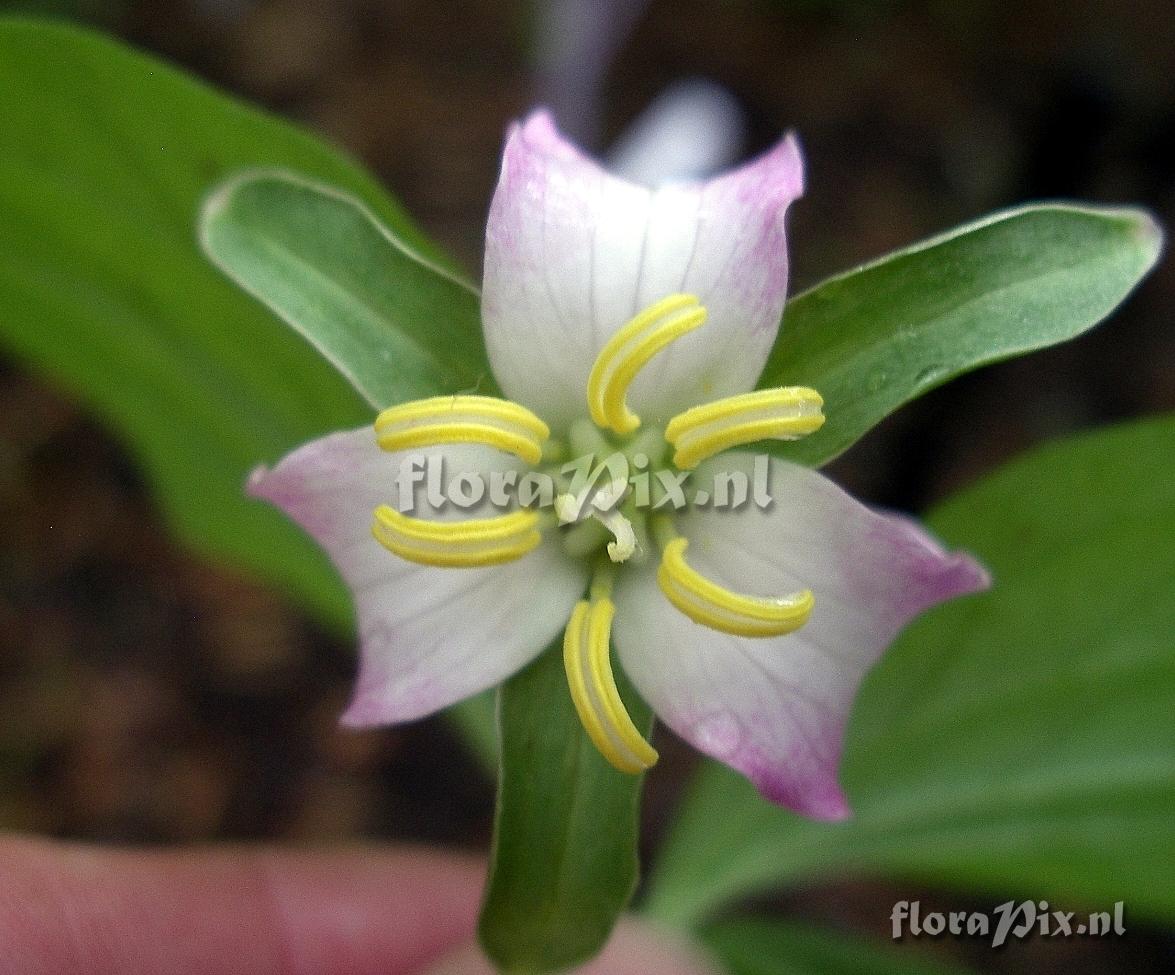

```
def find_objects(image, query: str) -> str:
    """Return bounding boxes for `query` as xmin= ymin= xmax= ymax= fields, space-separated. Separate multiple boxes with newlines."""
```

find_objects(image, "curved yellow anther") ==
xmin=657 ymin=537 xmax=812 ymax=637
xmin=563 ymin=599 xmax=658 ymax=773
xmin=665 ymin=387 xmax=825 ymax=469
xmin=374 ymin=395 xmax=549 ymax=465
xmin=587 ymin=294 xmax=707 ymax=435
xmin=371 ymin=505 xmax=541 ymax=567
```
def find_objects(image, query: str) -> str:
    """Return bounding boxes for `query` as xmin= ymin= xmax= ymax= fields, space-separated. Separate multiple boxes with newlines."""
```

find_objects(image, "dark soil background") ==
xmin=1 ymin=0 xmax=1172 ymax=972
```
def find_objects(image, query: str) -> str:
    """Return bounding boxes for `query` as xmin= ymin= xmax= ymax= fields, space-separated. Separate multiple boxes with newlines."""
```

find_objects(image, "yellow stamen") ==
xmin=657 ymin=536 xmax=812 ymax=637
xmin=587 ymin=294 xmax=707 ymax=435
xmin=371 ymin=505 xmax=541 ymax=567
xmin=665 ymin=387 xmax=825 ymax=469
xmin=374 ymin=395 xmax=550 ymax=465
xmin=563 ymin=597 xmax=658 ymax=773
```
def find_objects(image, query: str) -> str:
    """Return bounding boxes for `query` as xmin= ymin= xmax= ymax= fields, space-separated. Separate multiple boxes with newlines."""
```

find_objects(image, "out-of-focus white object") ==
xmin=535 ymin=0 xmax=651 ymax=144
xmin=533 ymin=0 xmax=746 ymax=183
xmin=606 ymin=78 xmax=746 ymax=185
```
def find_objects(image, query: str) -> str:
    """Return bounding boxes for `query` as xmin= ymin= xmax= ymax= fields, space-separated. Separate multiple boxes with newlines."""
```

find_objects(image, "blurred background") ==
xmin=0 ymin=0 xmax=1171 ymax=972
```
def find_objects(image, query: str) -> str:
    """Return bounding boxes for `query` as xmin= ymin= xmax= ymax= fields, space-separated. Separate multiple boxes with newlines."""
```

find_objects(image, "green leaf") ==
xmin=0 ymin=17 xmax=501 ymax=761
xmin=701 ymin=918 xmax=979 ymax=975
xmin=200 ymin=172 xmax=493 ymax=409
xmin=0 ymin=18 xmax=481 ymax=629
xmin=447 ymin=690 xmax=499 ymax=770
xmin=764 ymin=205 xmax=1162 ymax=466
xmin=645 ymin=414 xmax=1175 ymax=926
xmin=479 ymin=641 xmax=653 ymax=972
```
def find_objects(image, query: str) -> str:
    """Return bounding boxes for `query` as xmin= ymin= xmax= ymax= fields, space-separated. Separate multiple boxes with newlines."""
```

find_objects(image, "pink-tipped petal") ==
xmin=482 ymin=109 xmax=804 ymax=432
xmin=249 ymin=428 xmax=589 ymax=725
xmin=612 ymin=453 xmax=988 ymax=819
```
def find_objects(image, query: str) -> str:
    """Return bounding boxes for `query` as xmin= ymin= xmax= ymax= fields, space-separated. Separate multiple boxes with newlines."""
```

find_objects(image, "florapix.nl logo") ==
xmin=891 ymin=900 xmax=1126 ymax=949
xmin=390 ymin=450 xmax=775 ymax=515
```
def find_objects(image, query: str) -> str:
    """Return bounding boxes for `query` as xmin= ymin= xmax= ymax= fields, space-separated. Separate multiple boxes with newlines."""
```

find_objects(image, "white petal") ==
xmin=612 ymin=453 xmax=988 ymax=818
xmin=482 ymin=110 xmax=804 ymax=433
xmin=248 ymin=428 xmax=589 ymax=724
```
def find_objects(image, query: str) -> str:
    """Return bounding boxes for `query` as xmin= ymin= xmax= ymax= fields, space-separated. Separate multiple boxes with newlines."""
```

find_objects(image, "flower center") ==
xmin=368 ymin=294 xmax=828 ymax=774
xmin=545 ymin=420 xmax=672 ymax=567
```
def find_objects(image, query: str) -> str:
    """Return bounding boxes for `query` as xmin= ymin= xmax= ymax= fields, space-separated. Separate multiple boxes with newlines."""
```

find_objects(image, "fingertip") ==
xmin=0 ymin=836 xmax=485 ymax=975
xmin=420 ymin=917 xmax=725 ymax=975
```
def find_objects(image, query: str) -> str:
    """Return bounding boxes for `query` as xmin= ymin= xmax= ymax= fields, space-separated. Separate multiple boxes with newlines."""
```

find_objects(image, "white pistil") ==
xmin=556 ymin=477 xmax=639 ymax=564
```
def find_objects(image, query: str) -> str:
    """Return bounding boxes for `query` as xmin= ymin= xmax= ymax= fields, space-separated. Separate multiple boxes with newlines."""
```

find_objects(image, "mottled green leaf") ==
xmin=480 ymin=641 xmax=653 ymax=972
xmin=765 ymin=205 xmax=1161 ymax=465
xmin=701 ymin=918 xmax=979 ymax=975
xmin=0 ymin=16 xmax=500 ymax=760
xmin=200 ymin=172 xmax=493 ymax=409
xmin=0 ymin=17 xmax=455 ymax=625
xmin=646 ymin=414 xmax=1175 ymax=926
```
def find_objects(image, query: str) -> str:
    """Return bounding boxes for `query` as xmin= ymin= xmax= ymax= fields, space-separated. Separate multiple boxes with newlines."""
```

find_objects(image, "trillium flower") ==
xmin=249 ymin=111 xmax=988 ymax=820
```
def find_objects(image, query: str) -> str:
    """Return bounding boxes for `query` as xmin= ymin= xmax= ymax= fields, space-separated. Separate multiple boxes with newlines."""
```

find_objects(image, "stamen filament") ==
xmin=371 ymin=505 xmax=541 ymax=567
xmin=587 ymin=294 xmax=707 ymax=435
xmin=589 ymin=559 xmax=617 ymax=601
xmin=657 ymin=536 xmax=813 ymax=637
xmin=374 ymin=395 xmax=550 ymax=465
xmin=563 ymin=597 xmax=658 ymax=774
xmin=665 ymin=387 xmax=825 ymax=469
